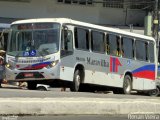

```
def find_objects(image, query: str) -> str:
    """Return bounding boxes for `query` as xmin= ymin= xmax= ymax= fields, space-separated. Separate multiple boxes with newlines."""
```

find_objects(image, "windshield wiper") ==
xmin=38 ymin=48 xmax=49 ymax=57
xmin=42 ymin=48 xmax=49 ymax=54
xmin=15 ymin=52 xmax=20 ymax=62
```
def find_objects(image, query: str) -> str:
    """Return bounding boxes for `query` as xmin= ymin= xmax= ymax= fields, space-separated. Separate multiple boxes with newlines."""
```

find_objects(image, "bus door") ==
xmin=0 ymin=29 xmax=9 ymax=51
xmin=60 ymin=26 xmax=74 ymax=81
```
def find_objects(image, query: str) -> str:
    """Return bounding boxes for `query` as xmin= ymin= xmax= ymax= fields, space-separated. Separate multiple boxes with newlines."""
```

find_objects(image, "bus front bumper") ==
xmin=5 ymin=65 xmax=60 ymax=82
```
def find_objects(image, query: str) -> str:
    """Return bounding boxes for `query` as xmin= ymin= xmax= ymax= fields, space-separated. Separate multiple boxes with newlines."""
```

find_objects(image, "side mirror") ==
xmin=62 ymin=24 xmax=68 ymax=31
xmin=0 ymin=50 xmax=6 ymax=55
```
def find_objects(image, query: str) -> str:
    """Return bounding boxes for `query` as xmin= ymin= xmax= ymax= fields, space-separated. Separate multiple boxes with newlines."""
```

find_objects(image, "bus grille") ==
xmin=16 ymin=72 xmax=44 ymax=79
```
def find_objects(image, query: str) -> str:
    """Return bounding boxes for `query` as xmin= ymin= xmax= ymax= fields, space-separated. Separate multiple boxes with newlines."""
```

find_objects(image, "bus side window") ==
xmin=145 ymin=42 xmax=149 ymax=61
xmin=106 ymin=35 xmax=110 ymax=54
xmin=135 ymin=40 xmax=148 ymax=61
xmin=74 ymin=27 xmax=89 ymax=51
xmin=116 ymin=36 xmax=121 ymax=56
xmin=91 ymin=30 xmax=105 ymax=53
xmin=121 ymin=37 xmax=134 ymax=59
xmin=148 ymin=42 xmax=155 ymax=63
xmin=107 ymin=34 xmax=120 ymax=56
xmin=64 ymin=30 xmax=73 ymax=51
xmin=61 ymin=29 xmax=73 ymax=57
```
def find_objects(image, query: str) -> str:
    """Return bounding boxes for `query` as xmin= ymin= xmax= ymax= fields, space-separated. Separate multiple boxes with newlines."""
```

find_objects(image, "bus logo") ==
xmin=23 ymin=51 xmax=30 ymax=57
xmin=30 ymin=50 xmax=36 ymax=56
xmin=110 ymin=57 xmax=122 ymax=72
xmin=23 ymin=50 xmax=36 ymax=57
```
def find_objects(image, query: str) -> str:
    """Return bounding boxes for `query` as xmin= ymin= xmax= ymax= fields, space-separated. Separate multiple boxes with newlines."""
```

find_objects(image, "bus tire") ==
xmin=148 ymin=87 xmax=160 ymax=97
xmin=27 ymin=81 xmax=37 ymax=90
xmin=70 ymin=69 xmax=81 ymax=92
xmin=113 ymin=88 xmax=123 ymax=94
xmin=123 ymin=75 xmax=132 ymax=94
xmin=37 ymin=86 xmax=48 ymax=91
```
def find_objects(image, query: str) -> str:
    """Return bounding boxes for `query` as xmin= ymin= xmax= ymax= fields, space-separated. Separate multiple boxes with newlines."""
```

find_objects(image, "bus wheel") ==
xmin=113 ymin=88 xmax=123 ymax=94
xmin=27 ymin=81 xmax=37 ymax=90
xmin=123 ymin=75 xmax=132 ymax=94
xmin=70 ymin=69 xmax=81 ymax=92
xmin=148 ymin=87 xmax=160 ymax=97
xmin=37 ymin=86 xmax=48 ymax=91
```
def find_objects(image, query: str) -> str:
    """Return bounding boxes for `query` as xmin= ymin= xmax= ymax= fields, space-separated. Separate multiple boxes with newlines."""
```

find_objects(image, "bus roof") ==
xmin=12 ymin=18 xmax=155 ymax=42
xmin=0 ymin=23 xmax=10 ymax=32
xmin=0 ymin=23 xmax=10 ymax=28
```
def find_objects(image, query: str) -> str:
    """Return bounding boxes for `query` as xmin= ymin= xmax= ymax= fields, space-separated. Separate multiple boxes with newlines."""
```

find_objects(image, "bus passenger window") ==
xmin=158 ymin=43 xmax=160 ymax=63
xmin=136 ymin=40 xmax=148 ymax=61
xmin=121 ymin=37 xmax=134 ymax=59
xmin=107 ymin=34 xmax=120 ymax=56
xmin=149 ymin=42 xmax=154 ymax=63
xmin=91 ymin=31 xmax=105 ymax=53
xmin=105 ymin=43 xmax=109 ymax=54
xmin=74 ymin=27 xmax=89 ymax=50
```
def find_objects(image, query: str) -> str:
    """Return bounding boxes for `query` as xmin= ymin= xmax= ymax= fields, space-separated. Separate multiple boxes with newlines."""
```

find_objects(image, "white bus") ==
xmin=5 ymin=18 xmax=160 ymax=95
xmin=0 ymin=23 xmax=10 ymax=51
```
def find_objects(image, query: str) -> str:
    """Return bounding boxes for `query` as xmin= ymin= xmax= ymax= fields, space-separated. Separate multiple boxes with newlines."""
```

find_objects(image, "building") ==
xmin=0 ymin=0 xmax=157 ymax=34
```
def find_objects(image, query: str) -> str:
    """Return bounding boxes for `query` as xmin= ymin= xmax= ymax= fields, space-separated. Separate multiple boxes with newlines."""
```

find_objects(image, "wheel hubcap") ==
xmin=149 ymin=88 xmax=159 ymax=96
xmin=124 ymin=79 xmax=131 ymax=93
xmin=75 ymin=75 xmax=80 ymax=88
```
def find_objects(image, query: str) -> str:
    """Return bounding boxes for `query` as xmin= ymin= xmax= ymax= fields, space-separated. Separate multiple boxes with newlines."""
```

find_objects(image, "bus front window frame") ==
xmin=7 ymin=23 xmax=60 ymax=57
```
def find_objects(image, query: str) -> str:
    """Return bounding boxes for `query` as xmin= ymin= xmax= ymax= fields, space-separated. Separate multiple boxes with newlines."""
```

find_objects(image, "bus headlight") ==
xmin=47 ymin=60 xmax=59 ymax=68
xmin=5 ymin=63 xmax=14 ymax=70
xmin=6 ymin=63 xmax=11 ymax=68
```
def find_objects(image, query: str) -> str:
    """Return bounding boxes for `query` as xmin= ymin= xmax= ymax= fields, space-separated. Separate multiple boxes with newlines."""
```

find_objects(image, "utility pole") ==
xmin=152 ymin=0 xmax=159 ymax=43
xmin=152 ymin=0 xmax=160 ymax=62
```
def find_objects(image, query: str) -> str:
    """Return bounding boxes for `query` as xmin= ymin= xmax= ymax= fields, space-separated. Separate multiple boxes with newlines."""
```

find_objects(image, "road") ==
xmin=1 ymin=114 xmax=160 ymax=120
xmin=0 ymin=115 xmax=134 ymax=120
xmin=0 ymin=84 xmax=159 ymax=99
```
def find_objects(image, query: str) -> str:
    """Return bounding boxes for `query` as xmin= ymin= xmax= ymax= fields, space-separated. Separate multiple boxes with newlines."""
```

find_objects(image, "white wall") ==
xmin=126 ymin=9 xmax=146 ymax=26
xmin=0 ymin=0 xmax=146 ymax=26
xmin=0 ymin=0 xmax=46 ymax=18
xmin=46 ymin=1 xmax=99 ymax=24
xmin=99 ymin=8 xmax=125 ymax=25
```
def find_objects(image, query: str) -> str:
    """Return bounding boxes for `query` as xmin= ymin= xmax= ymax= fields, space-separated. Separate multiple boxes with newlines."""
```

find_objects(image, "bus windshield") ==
xmin=8 ymin=23 xmax=60 ymax=57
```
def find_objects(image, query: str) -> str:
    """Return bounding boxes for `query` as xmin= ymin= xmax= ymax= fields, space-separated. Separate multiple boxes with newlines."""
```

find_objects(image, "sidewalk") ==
xmin=0 ymin=97 xmax=159 ymax=115
xmin=0 ymin=83 xmax=160 ymax=115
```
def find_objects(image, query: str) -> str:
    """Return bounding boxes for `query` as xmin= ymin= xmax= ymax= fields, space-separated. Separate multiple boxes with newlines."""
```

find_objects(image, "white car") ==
xmin=36 ymin=84 xmax=50 ymax=91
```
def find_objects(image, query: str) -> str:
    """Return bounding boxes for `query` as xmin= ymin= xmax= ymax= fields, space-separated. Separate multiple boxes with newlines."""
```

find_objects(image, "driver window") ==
xmin=61 ymin=29 xmax=73 ymax=57
xmin=65 ymin=30 xmax=73 ymax=51
xmin=62 ymin=30 xmax=73 ymax=51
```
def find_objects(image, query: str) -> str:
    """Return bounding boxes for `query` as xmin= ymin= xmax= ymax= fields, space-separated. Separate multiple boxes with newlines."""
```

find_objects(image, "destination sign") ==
xmin=16 ymin=23 xmax=56 ymax=30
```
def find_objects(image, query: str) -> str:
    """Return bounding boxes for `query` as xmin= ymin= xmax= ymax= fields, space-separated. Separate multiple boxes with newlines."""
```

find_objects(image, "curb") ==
xmin=0 ymin=98 xmax=160 ymax=115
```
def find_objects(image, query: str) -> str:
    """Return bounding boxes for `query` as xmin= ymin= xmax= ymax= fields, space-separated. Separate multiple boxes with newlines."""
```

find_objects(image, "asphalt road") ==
xmin=1 ymin=114 xmax=160 ymax=120
xmin=0 ymin=85 xmax=159 ymax=99
xmin=0 ymin=115 xmax=135 ymax=120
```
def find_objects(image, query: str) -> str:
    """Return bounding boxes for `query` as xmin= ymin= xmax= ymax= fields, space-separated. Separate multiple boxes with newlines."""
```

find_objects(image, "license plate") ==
xmin=24 ymin=73 xmax=33 ymax=77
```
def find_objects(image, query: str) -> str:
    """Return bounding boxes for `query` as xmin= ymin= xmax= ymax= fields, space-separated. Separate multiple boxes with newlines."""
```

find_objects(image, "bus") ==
xmin=5 ymin=18 xmax=160 ymax=96
xmin=0 ymin=23 xmax=10 ymax=51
